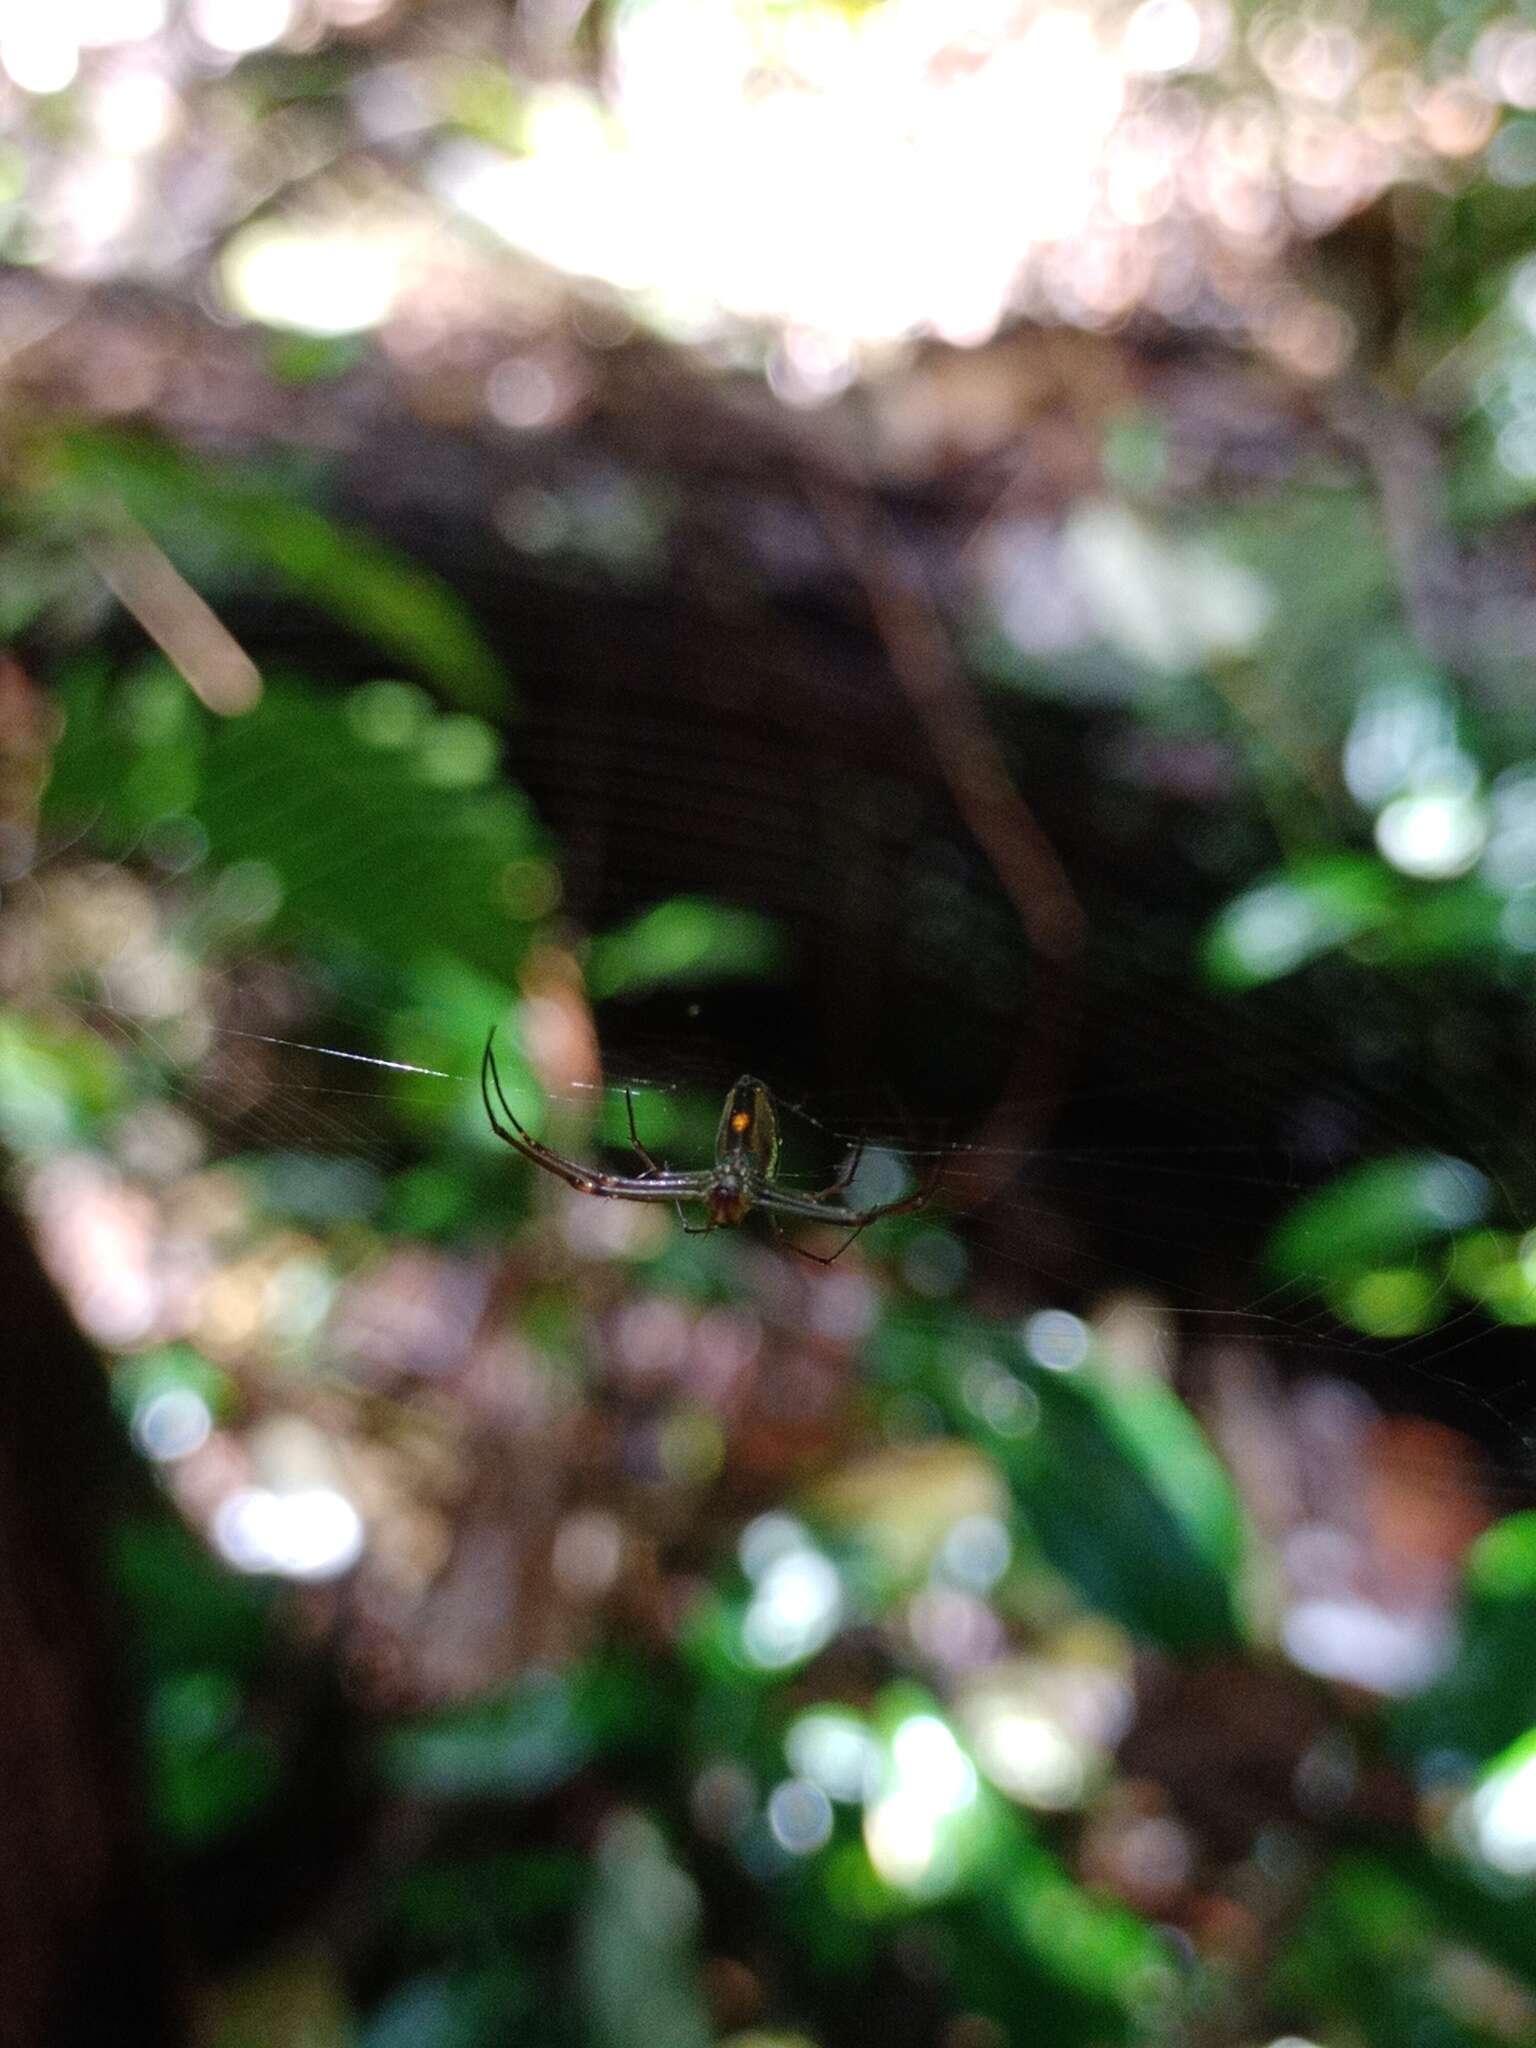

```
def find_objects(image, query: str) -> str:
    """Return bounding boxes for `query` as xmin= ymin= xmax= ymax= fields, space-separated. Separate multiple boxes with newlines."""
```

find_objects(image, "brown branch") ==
xmin=1327 ymin=377 xmax=1460 ymax=672
xmin=805 ymin=478 xmax=1086 ymax=966
xmin=804 ymin=473 xmax=1088 ymax=1213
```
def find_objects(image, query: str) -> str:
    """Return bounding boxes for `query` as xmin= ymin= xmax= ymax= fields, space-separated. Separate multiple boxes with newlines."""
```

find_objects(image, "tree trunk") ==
xmin=0 ymin=1195 xmax=187 ymax=2048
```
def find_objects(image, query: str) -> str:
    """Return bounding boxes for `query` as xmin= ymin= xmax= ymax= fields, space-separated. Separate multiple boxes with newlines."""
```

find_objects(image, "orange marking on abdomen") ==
xmin=730 ymin=1110 xmax=751 ymax=1133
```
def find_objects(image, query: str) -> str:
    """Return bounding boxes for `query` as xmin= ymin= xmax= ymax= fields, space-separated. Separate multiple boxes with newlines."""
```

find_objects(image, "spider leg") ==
xmin=757 ymin=1155 xmax=944 ymax=1236
xmin=768 ymin=1214 xmax=863 ymax=1266
xmin=814 ymin=1134 xmax=866 ymax=1202
xmin=481 ymin=1033 xmax=711 ymax=1206
xmin=480 ymin=1031 xmax=599 ymax=1194
xmin=625 ymin=1086 xmax=665 ymax=1176
xmin=483 ymin=1031 xmax=562 ymax=1157
xmin=842 ymin=1153 xmax=944 ymax=1227
xmin=795 ymin=1231 xmax=864 ymax=1266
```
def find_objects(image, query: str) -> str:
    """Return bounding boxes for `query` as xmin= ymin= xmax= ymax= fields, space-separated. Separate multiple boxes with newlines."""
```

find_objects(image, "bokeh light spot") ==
xmin=132 ymin=1386 xmax=212 ymax=1462
xmin=222 ymin=224 xmax=401 ymax=336
xmin=1023 ymin=1308 xmax=1091 ymax=1372
xmin=212 ymin=1484 xmax=365 ymax=1580
xmin=766 ymin=1776 xmax=834 ymax=1856
xmin=1466 ymin=1742 xmax=1536 ymax=1876
xmin=785 ymin=1710 xmax=876 ymax=1804
xmin=191 ymin=0 xmax=294 ymax=56
xmin=1374 ymin=788 xmax=1489 ymax=879
xmin=1122 ymin=0 xmax=1202 ymax=76
xmin=741 ymin=1548 xmax=842 ymax=1669
xmin=1 ymin=22 xmax=79 ymax=94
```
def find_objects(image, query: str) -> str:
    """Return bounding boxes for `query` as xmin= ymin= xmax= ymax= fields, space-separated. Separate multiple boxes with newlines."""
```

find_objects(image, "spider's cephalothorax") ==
xmin=480 ymin=1032 xmax=937 ymax=1264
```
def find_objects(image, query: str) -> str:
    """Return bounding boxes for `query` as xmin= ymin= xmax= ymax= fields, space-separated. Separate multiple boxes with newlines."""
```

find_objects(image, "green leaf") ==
xmin=245 ymin=503 xmax=509 ymax=717
xmin=382 ymin=1677 xmax=596 ymax=1801
xmin=113 ymin=1518 xmax=273 ymax=1678
xmin=1278 ymin=1852 xmax=1536 ymax=2048
xmin=1391 ymin=1843 xmax=1536 ymax=2006
xmin=576 ymin=1816 xmax=713 ymax=2048
xmin=1376 ymin=877 xmax=1512 ymax=967
xmin=1446 ymin=1233 xmax=1536 ymax=1326
xmin=1009 ymin=1370 xmax=1243 ymax=1652
xmin=1392 ymin=1512 xmax=1536 ymax=1769
xmin=112 ymin=1345 xmax=232 ymax=1429
xmin=1203 ymin=854 xmax=1399 ymax=989
xmin=586 ymin=896 xmax=788 ymax=1001
xmin=858 ymin=1685 xmax=1006 ymax=1903
xmin=381 ymin=1663 xmax=647 ymax=1800
xmin=1329 ymin=1264 xmax=1442 ymax=1337
xmin=986 ymin=1858 xmax=1177 ymax=2025
xmin=44 ymin=669 xmax=542 ymax=985
xmin=387 ymin=954 xmax=525 ymax=1137
xmin=1268 ymin=1153 xmax=1490 ymax=1287
xmin=1088 ymin=1370 xmax=1246 ymax=1582
xmin=46 ymin=429 xmax=511 ymax=715
xmin=942 ymin=1833 xmax=1178 ymax=2045
xmin=147 ymin=1671 xmax=280 ymax=1845
xmin=912 ymin=1317 xmax=1244 ymax=1653
xmin=361 ymin=1968 xmax=538 ymax=2048
xmin=389 ymin=1851 xmax=587 ymax=1947
xmin=0 ymin=1008 xmax=124 ymax=1153
xmin=265 ymin=331 xmax=370 ymax=385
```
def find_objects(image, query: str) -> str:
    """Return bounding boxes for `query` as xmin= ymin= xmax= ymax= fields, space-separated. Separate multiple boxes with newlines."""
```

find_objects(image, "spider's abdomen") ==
xmin=716 ymin=1079 xmax=780 ymax=1179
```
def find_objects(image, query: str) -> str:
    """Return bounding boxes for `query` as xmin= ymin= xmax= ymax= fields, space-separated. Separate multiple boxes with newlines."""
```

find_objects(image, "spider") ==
xmin=480 ymin=1031 xmax=938 ymax=1263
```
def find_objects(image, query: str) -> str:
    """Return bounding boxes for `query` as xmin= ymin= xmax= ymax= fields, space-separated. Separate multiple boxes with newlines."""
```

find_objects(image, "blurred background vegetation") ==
xmin=14 ymin=2 xmax=1536 ymax=2046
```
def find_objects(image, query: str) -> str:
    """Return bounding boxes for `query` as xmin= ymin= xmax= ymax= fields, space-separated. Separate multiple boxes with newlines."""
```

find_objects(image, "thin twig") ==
xmin=85 ymin=509 xmax=262 ymax=716
xmin=1328 ymin=376 xmax=1460 ymax=671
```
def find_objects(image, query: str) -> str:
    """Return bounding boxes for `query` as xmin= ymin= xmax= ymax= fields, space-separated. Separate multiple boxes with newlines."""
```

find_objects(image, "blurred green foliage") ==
xmin=45 ymin=662 xmax=538 ymax=979
xmin=42 ymin=432 xmax=512 ymax=717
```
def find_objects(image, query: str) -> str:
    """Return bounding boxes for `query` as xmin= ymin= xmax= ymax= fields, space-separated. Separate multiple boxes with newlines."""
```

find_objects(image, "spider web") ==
xmin=21 ymin=647 xmax=1536 ymax=1523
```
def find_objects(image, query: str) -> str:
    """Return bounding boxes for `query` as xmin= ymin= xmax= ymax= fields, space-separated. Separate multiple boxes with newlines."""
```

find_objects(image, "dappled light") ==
xmin=0 ymin=0 xmax=1528 ymax=382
